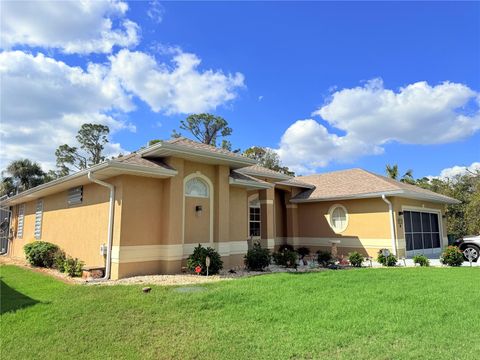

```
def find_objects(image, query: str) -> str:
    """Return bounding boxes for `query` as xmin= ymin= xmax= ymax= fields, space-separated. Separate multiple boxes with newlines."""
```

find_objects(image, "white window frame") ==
xmin=401 ymin=206 xmax=444 ymax=256
xmin=249 ymin=201 xmax=261 ymax=239
xmin=17 ymin=204 xmax=25 ymax=239
xmin=34 ymin=199 xmax=43 ymax=240
xmin=328 ymin=204 xmax=349 ymax=233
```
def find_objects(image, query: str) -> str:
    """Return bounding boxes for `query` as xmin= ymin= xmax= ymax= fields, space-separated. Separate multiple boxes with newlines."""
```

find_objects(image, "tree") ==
xmin=416 ymin=173 xmax=479 ymax=239
xmin=386 ymin=164 xmax=414 ymax=184
xmin=173 ymin=113 xmax=232 ymax=147
xmin=2 ymin=159 xmax=46 ymax=195
xmin=55 ymin=123 xmax=110 ymax=175
xmin=0 ymin=175 xmax=15 ymax=197
xmin=244 ymin=146 xmax=295 ymax=176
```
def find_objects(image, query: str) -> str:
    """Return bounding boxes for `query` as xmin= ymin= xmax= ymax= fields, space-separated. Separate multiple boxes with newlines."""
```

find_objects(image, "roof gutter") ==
xmin=87 ymin=171 xmax=114 ymax=281
xmin=381 ymin=194 xmax=397 ymax=256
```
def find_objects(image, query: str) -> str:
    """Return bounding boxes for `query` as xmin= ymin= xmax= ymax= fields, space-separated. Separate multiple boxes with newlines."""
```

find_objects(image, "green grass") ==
xmin=1 ymin=265 xmax=479 ymax=360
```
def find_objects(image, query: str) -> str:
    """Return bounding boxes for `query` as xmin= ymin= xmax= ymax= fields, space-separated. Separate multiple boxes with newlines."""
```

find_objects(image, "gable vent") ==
xmin=68 ymin=186 xmax=83 ymax=205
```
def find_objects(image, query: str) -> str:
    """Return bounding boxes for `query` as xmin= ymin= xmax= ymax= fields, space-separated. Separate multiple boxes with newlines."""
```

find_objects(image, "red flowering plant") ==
xmin=186 ymin=244 xmax=223 ymax=275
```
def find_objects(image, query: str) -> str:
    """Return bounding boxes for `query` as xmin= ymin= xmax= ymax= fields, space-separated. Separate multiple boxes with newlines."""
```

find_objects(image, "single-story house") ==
xmin=1 ymin=138 xmax=459 ymax=279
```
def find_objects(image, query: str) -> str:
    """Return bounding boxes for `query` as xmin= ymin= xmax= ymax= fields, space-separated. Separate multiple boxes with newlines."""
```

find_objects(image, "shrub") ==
xmin=244 ymin=243 xmax=271 ymax=271
xmin=348 ymin=252 xmax=364 ymax=267
xmin=377 ymin=249 xmax=397 ymax=267
xmin=296 ymin=247 xmax=310 ymax=259
xmin=24 ymin=241 xmax=59 ymax=268
xmin=440 ymin=246 xmax=464 ymax=267
xmin=272 ymin=249 xmax=298 ymax=268
xmin=413 ymin=254 xmax=430 ymax=267
xmin=317 ymin=250 xmax=333 ymax=267
xmin=53 ymin=250 xmax=67 ymax=272
xmin=63 ymin=256 xmax=84 ymax=277
xmin=187 ymin=244 xmax=223 ymax=275
xmin=278 ymin=244 xmax=294 ymax=253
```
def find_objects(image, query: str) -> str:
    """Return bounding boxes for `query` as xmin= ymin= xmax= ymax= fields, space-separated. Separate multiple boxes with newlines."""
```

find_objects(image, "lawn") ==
xmin=1 ymin=265 xmax=479 ymax=360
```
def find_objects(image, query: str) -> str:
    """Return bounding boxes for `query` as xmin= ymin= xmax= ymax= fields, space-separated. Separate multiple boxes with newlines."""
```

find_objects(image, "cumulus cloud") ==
xmin=0 ymin=49 xmax=245 ymax=169
xmin=436 ymin=162 xmax=480 ymax=179
xmin=109 ymin=49 xmax=245 ymax=114
xmin=0 ymin=0 xmax=139 ymax=54
xmin=277 ymin=79 xmax=480 ymax=173
xmin=0 ymin=51 xmax=135 ymax=169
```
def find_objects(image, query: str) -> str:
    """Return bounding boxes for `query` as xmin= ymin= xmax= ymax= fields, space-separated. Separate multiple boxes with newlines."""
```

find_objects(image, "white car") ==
xmin=454 ymin=235 xmax=480 ymax=262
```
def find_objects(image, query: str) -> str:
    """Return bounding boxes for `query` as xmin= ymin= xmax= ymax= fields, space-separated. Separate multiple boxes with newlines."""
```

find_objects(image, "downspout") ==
xmin=381 ymin=194 xmax=397 ymax=256
xmin=87 ymin=171 xmax=114 ymax=280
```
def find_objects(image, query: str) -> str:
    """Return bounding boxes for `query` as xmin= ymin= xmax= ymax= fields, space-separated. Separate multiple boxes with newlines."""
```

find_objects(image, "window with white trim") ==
xmin=329 ymin=205 xmax=348 ymax=233
xmin=34 ymin=200 xmax=43 ymax=240
xmin=17 ymin=204 xmax=25 ymax=239
xmin=185 ymin=177 xmax=209 ymax=198
xmin=249 ymin=198 xmax=261 ymax=237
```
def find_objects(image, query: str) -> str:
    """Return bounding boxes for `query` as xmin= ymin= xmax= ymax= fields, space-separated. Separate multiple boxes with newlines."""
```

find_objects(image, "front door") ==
xmin=404 ymin=210 xmax=442 ymax=257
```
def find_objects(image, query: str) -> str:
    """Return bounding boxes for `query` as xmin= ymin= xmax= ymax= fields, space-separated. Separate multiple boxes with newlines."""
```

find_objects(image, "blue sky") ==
xmin=1 ymin=1 xmax=479 ymax=178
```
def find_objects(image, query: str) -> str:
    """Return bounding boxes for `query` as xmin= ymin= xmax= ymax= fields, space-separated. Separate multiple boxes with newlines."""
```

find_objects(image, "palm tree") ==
xmin=5 ymin=159 xmax=45 ymax=193
xmin=386 ymin=164 xmax=415 ymax=184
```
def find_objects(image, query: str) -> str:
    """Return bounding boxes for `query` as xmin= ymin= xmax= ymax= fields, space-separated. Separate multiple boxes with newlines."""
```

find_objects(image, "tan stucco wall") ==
xmin=229 ymin=187 xmax=248 ymax=241
xmin=118 ymin=175 xmax=163 ymax=246
xmin=275 ymin=190 xmax=286 ymax=238
xmin=8 ymin=177 xmax=124 ymax=267
xmin=297 ymin=198 xmax=391 ymax=239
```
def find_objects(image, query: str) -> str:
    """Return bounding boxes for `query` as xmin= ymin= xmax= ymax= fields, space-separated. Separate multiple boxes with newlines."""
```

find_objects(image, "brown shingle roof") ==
xmin=115 ymin=153 xmax=175 ymax=171
xmin=166 ymin=137 xmax=250 ymax=160
xmin=236 ymin=164 xmax=292 ymax=180
xmin=293 ymin=168 xmax=459 ymax=204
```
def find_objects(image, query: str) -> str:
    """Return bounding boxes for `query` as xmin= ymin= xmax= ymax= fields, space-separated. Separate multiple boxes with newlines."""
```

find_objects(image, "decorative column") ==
xmin=259 ymin=187 xmax=275 ymax=250
xmin=161 ymin=157 xmax=184 ymax=245
xmin=214 ymin=165 xmax=230 ymax=245
xmin=284 ymin=191 xmax=298 ymax=247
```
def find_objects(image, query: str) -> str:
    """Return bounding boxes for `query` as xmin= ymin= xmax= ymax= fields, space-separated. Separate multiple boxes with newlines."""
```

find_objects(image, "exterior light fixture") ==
xmin=195 ymin=205 xmax=203 ymax=216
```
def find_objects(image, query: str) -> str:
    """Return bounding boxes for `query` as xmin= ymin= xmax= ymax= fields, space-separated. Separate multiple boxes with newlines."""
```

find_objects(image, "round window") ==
xmin=329 ymin=205 xmax=348 ymax=233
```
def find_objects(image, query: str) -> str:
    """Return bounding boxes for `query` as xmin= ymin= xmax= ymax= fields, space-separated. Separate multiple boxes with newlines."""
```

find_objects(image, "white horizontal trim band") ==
xmin=111 ymin=241 xmax=248 ymax=263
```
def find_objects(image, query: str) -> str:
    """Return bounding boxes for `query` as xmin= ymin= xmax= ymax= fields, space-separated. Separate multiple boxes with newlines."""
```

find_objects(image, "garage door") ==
xmin=404 ymin=211 xmax=442 ymax=257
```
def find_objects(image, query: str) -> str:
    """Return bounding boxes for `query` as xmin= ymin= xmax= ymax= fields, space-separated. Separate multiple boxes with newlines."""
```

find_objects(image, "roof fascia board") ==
xmin=291 ymin=189 xmax=459 ymax=204
xmin=229 ymin=177 xmax=272 ymax=190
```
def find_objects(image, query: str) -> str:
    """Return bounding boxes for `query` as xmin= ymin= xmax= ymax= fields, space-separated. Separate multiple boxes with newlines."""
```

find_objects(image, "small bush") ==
xmin=348 ymin=252 xmax=364 ymax=267
xmin=244 ymin=243 xmax=271 ymax=271
xmin=187 ymin=244 xmax=223 ymax=275
xmin=440 ymin=246 xmax=464 ymax=267
xmin=296 ymin=247 xmax=310 ymax=259
xmin=53 ymin=250 xmax=66 ymax=272
xmin=63 ymin=256 xmax=84 ymax=277
xmin=278 ymin=244 xmax=294 ymax=253
xmin=377 ymin=250 xmax=397 ymax=267
xmin=24 ymin=241 xmax=59 ymax=268
xmin=317 ymin=250 xmax=333 ymax=267
xmin=273 ymin=249 xmax=298 ymax=268
xmin=413 ymin=254 xmax=430 ymax=267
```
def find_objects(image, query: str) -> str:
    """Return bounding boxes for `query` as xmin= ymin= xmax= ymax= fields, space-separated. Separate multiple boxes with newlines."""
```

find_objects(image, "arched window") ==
xmin=329 ymin=205 xmax=348 ymax=233
xmin=185 ymin=177 xmax=209 ymax=198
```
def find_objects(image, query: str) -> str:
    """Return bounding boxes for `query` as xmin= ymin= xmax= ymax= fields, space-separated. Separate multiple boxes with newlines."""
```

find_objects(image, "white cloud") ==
xmin=277 ymin=79 xmax=480 ymax=173
xmin=0 ymin=51 xmax=135 ymax=170
xmin=436 ymin=162 xmax=480 ymax=179
xmin=0 ymin=0 xmax=139 ymax=54
xmin=147 ymin=0 xmax=164 ymax=24
xmin=109 ymin=49 xmax=245 ymax=114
